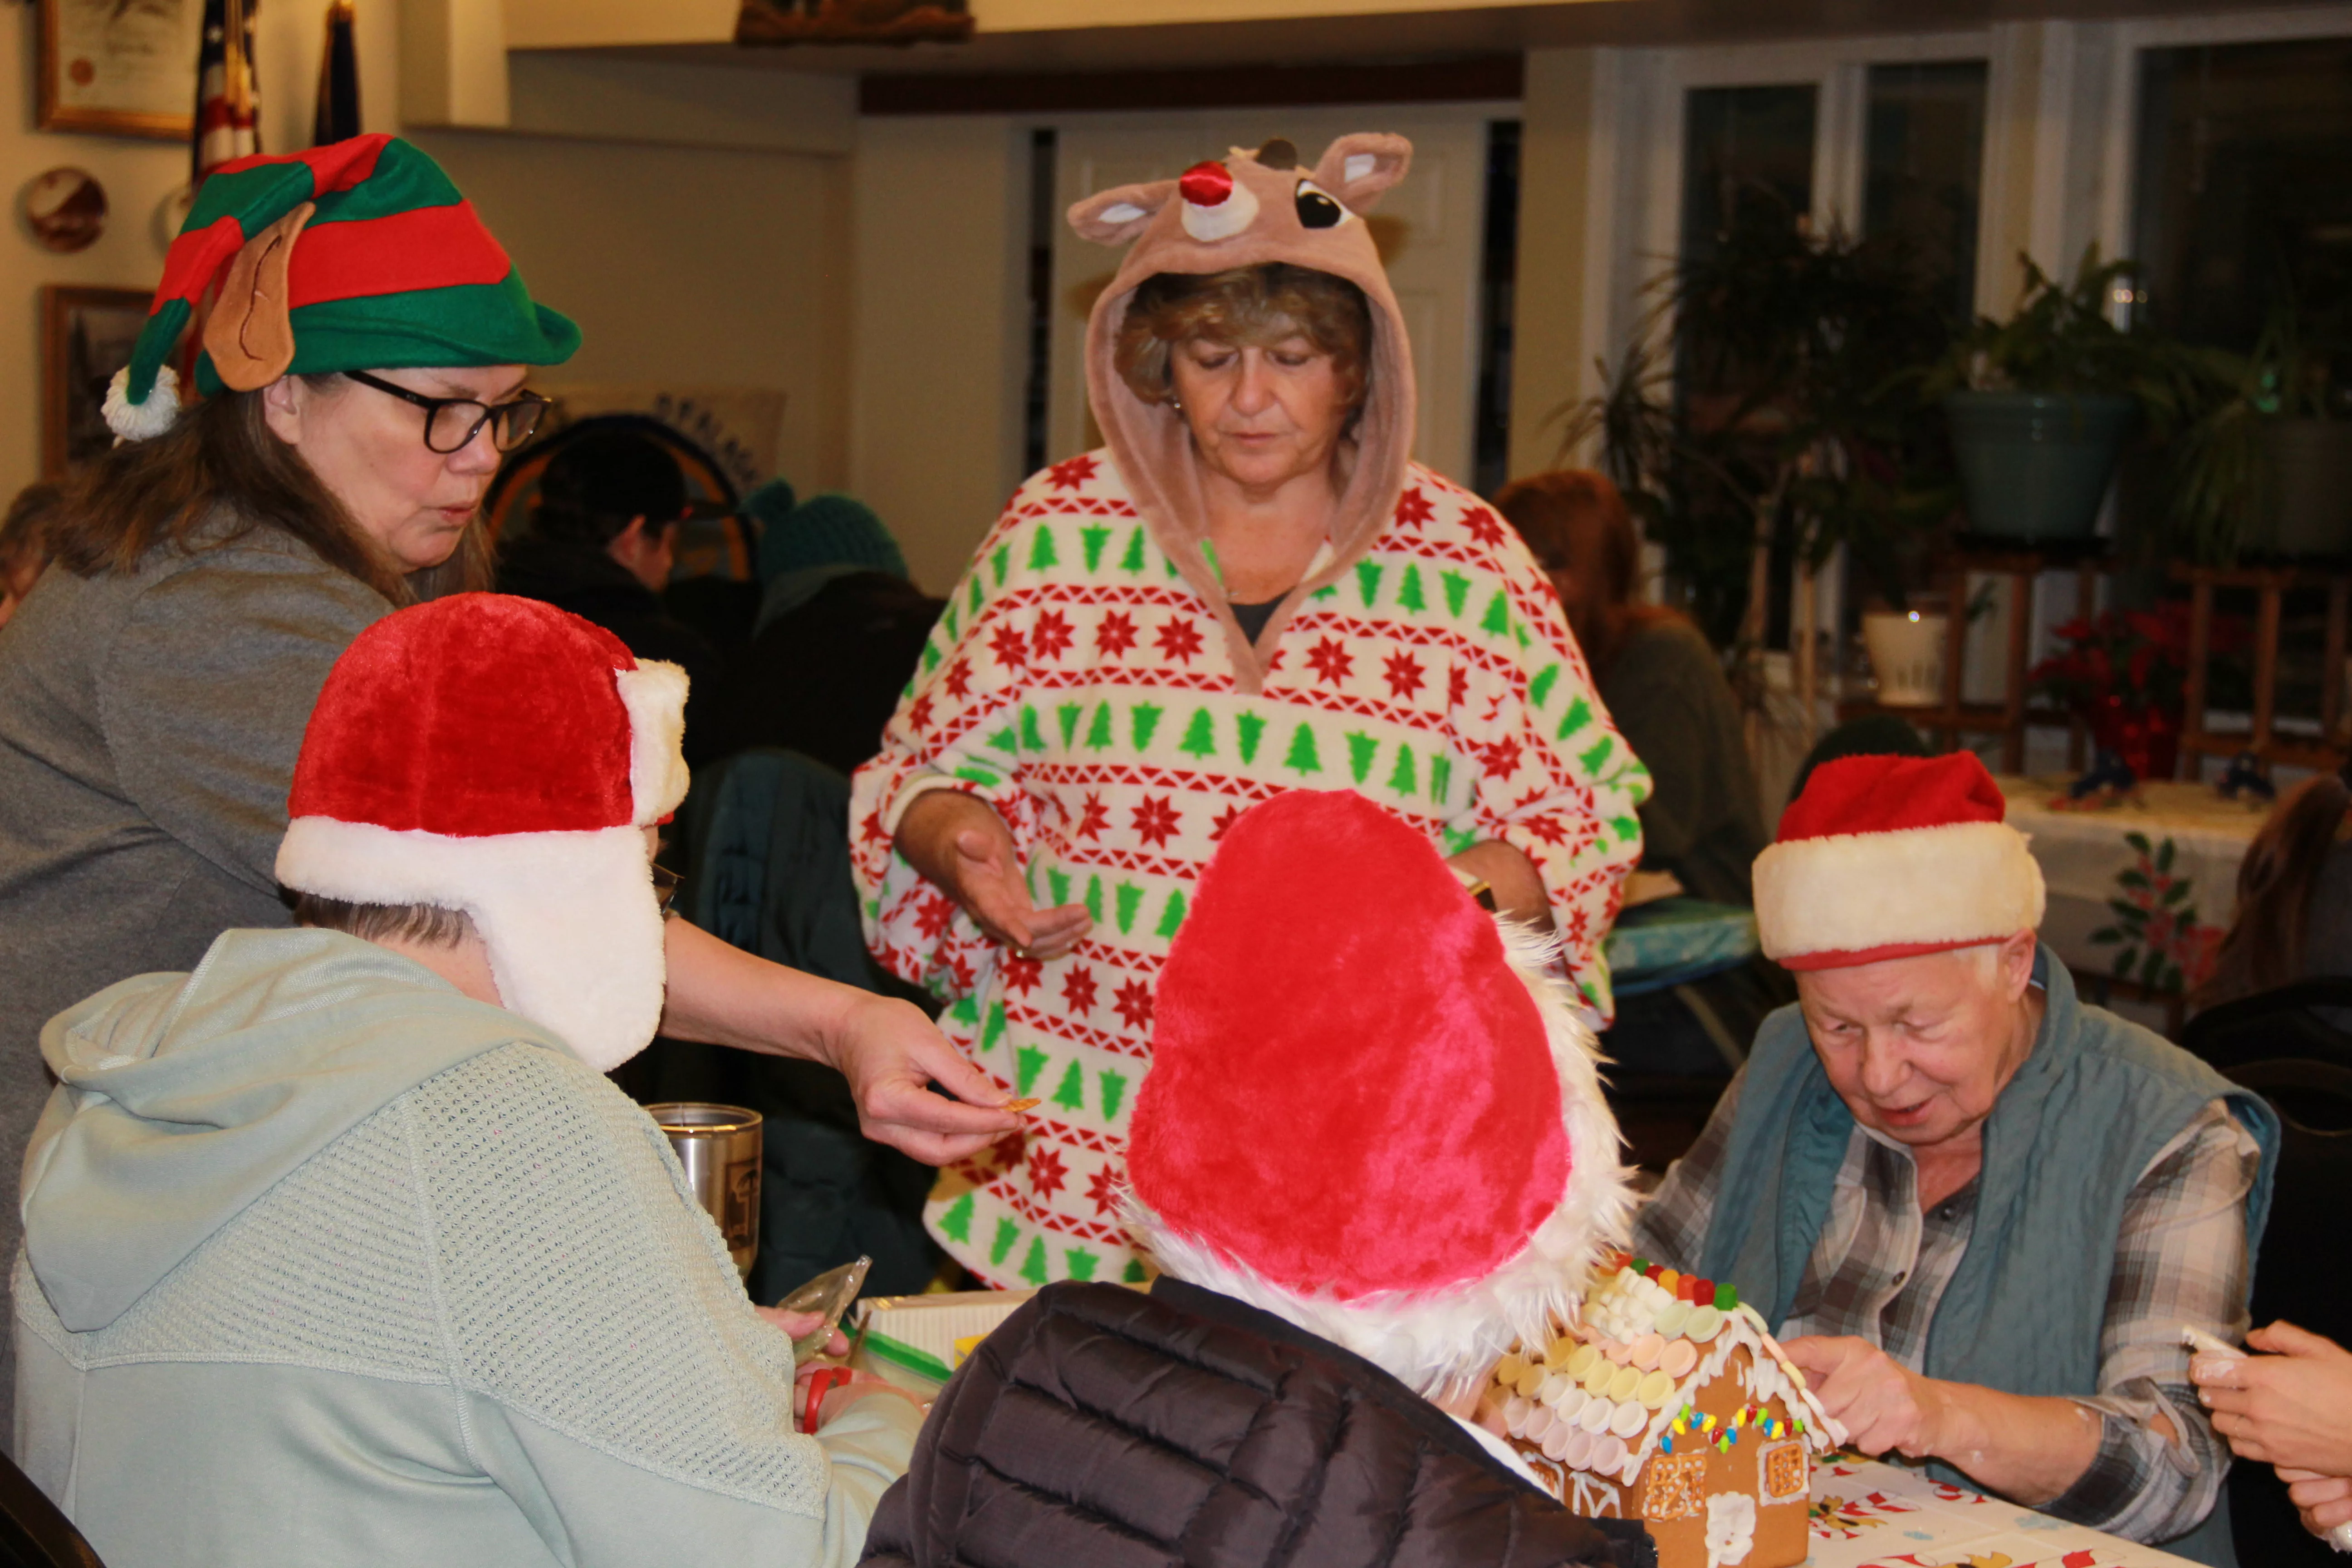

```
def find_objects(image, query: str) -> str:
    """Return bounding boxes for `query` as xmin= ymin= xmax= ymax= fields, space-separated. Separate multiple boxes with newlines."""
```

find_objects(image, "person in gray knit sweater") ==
xmin=0 ymin=137 xmax=1017 ymax=1441
xmin=18 ymin=593 xmax=923 ymax=1567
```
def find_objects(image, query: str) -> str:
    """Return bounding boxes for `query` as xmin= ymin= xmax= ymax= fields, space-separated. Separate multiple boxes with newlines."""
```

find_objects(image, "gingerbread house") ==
xmin=1478 ymin=1252 xmax=1844 ymax=1568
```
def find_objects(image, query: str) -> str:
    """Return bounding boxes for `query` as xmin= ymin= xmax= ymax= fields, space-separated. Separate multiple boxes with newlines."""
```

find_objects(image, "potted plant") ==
xmin=2166 ymin=294 xmax=2352 ymax=563
xmin=1558 ymin=199 xmax=1957 ymax=666
xmin=1927 ymin=248 xmax=2165 ymax=544
xmin=2029 ymin=603 xmax=2195 ymax=784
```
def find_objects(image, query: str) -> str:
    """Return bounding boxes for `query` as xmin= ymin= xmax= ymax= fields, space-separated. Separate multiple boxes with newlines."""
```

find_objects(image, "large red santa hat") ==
xmin=275 ymin=593 xmax=688 ymax=1070
xmin=1754 ymin=751 xmax=2044 ymax=971
xmin=1125 ymin=789 xmax=1632 ymax=1396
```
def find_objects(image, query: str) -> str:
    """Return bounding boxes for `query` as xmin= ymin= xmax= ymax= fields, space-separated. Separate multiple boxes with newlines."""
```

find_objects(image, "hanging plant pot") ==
xmin=2258 ymin=418 xmax=2352 ymax=558
xmin=1861 ymin=609 xmax=1949 ymax=708
xmin=1945 ymin=391 xmax=2137 ymax=543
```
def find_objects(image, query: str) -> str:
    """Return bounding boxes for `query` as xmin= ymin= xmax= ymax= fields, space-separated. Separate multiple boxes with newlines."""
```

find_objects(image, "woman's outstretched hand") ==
xmin=2193 ymin=1320 xmax=2352 ymax=1479
xmin=897 ymin=791 xmax=1090 ymax=960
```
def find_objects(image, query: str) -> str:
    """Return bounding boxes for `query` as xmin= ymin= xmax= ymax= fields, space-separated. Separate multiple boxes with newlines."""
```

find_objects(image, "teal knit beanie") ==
xmin=756 ymin=490 xmax=907 ymax=585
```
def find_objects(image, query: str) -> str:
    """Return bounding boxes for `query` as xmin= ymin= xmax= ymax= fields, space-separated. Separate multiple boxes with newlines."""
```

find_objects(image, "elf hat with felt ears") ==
xmin=105 ymin=134 xmax=578 ymax=442
xmin=275 ymin=594 xmax=687 ymax=1072
xmin=1124 ymin=789 xmax=1634 ymax=1397
xmin=1754 ymin=751 xmax=2045 ymax=972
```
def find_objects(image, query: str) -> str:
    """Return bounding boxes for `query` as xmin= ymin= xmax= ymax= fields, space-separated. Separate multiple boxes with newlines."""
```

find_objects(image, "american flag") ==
xmin=192 ymin=0 xmax=261 ymax=183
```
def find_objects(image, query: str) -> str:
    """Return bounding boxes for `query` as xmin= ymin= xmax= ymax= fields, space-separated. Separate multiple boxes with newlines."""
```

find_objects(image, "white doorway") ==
xmin=1043 ymin=103 xmax=1509 ymax=489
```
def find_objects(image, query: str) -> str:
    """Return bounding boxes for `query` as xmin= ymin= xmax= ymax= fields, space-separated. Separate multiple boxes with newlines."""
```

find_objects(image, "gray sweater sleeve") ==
xmin=101 ymin=549 xmax=386 ymax=897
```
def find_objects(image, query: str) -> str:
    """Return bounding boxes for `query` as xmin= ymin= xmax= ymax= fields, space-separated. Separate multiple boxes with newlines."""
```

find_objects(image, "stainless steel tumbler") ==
xmin=647 ymin=1102 xmax=762 ymax=1279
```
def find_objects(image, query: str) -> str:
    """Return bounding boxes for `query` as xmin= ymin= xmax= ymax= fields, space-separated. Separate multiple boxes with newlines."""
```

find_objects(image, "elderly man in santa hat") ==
xmin=15 ymin=595 xmax=928 ymax=1568
xmin=860 ymin=789 xmax=1654 ymax=1568
xmin=1635 ymin=752 xmax=2278 ymax=1565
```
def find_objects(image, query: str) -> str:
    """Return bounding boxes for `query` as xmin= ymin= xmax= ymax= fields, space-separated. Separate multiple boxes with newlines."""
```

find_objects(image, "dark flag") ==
xmin=192 ymin=0 xmax=261 ymax=182
xmin=313 ymin=0 xmax=360 ymax=146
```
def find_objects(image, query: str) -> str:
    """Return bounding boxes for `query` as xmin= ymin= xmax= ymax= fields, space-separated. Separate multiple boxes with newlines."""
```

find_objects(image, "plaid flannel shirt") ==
xmin=1635 ymin=1069 xmax=2262 ymax=1545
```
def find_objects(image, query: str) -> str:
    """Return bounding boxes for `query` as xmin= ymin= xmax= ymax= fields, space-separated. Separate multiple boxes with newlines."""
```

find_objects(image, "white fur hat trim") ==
xmin=277 ymin=818 xmax=666 ymax=1072
xmin=1753 ymin=818 xmax=2046 ymax=965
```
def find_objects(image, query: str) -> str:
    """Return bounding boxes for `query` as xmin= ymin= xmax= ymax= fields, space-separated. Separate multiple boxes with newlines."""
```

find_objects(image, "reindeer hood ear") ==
xmin=1312 ymin=133 xmax=1413 ymax=215
xmin=1076 ymin=133 xmax=1419 ymax=696
xmin=1068 ymin=180 xmax=1175 ymax=247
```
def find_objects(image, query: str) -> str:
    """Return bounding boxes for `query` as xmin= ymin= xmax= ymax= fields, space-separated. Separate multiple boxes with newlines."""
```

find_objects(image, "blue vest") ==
xmin=1692 ymin=951 xmax=2278 ymax=1566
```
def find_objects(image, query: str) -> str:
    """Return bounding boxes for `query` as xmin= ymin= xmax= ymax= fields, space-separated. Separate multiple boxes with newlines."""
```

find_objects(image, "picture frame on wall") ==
xmin=42 ymin=286 xmax=155 ymax=479
xmin=37 ymin=0 xmax=201 ymax=140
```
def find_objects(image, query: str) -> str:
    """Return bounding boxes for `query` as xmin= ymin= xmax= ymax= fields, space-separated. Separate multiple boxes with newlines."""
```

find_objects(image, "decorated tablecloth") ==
xmin=1995 ymin=776 xmax=2272 ymax=1000
xmin=1808 ymin=1454 xmax=2202 ymax=1567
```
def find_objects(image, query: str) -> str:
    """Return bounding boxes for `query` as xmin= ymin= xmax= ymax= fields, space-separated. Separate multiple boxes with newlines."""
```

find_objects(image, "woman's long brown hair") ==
xmin=46 ymin=382 xmax=489 ymax=605
xmin=2196 ymin=766 xmax=2352 ymax=1010
xmin=1492 ymin=469 xmax=1685 ymax=676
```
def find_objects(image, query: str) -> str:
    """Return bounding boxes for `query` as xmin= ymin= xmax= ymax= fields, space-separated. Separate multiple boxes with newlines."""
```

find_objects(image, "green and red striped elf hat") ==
xmin=105 ymin=133 xmax=578 ymax=441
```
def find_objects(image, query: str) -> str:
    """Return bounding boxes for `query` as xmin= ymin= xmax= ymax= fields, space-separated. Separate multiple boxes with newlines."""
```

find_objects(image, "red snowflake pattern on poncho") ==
xmin=850 ymin=453 xmax=1649 ymax=1289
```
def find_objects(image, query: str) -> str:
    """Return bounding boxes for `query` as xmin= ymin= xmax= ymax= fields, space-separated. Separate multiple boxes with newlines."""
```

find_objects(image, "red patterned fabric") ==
xmin=1776 ymin=752 xmax=2006 ymax=842
xmin=285 ymin=202 xmax=512 ymax=308
xmin=289 ymin=594 xmax=637 ymax=837
xmin=1130 ymin=790 xmax=1568 ymax=1299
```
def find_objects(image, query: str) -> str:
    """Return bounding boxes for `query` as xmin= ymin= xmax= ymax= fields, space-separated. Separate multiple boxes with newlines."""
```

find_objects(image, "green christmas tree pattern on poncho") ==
xmin=849 ymin=451 xmax=1651 ymax=1289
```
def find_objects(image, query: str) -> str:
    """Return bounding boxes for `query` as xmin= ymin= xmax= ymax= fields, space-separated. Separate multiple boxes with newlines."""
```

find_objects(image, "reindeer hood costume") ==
xmin=1071 ymin=132 xmax=1416 ymax=685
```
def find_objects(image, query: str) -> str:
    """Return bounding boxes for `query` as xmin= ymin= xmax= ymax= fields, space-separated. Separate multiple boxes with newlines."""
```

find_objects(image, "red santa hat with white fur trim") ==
xmin=1124 ymin=789 xmax=1633 ymax=1396
xmin=276 ymin=593 xmax=688 ymax=1071
xmin=1754 ymin=751 xmax=2044 ymax=971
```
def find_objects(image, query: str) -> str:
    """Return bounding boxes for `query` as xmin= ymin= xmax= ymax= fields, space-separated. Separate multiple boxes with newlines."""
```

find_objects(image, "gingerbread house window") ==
xmin=1759 ymin=1438 xmax=1807 ymax=1502
xmin=1644 ymin=1451 xmax=1709 ymax=1521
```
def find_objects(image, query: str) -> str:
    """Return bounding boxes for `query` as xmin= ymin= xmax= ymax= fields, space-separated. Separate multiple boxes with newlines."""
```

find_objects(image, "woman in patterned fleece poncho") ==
xmin=850 ymin=132 xmax=1650 ymax=1289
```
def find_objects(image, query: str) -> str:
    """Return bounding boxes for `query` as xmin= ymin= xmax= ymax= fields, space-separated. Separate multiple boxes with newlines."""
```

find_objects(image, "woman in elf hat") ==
xmin=0 ymin=136 xmax=1018 ymax=1416
xmin=851 ymin=133 xmax=1649 ymax=1294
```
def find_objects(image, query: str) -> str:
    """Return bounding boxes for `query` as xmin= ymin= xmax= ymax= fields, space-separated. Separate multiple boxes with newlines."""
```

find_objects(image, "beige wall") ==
xmin=847 ymin=115 xmax=1030 ymax=595
xmin=0 ymin=0 xmax=400 ymax=502
xmin=1507 ymin=46 xmax=1603 ymax=483
xmin=414 ymin=128 xmax=853 ymax=498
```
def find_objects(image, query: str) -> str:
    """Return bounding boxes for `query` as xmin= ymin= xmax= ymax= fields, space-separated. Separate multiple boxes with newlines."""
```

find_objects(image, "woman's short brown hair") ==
xmin=1115 ymin=264 xmax=1373 ymax=415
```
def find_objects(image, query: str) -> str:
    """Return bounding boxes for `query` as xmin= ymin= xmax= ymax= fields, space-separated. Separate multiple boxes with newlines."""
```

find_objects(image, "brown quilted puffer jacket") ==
xmin=859 ymin=1278 xmax=1655 ymax=1568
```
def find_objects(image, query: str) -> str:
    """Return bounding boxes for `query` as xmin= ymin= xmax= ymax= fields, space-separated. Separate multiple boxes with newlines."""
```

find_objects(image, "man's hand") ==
xmin=1784 ymin=1335 xmax=2102 ymax=1506
xmin=897 ymin=791 xmax=1089 ymax=959
xmin=2192 ymin=1320 xmax=2352 ymax=1478
xmin=1783 ymin=1335 xmax=1949 ymax=1459
xmin=828 ymin=991 xmax=1022 ymax=1165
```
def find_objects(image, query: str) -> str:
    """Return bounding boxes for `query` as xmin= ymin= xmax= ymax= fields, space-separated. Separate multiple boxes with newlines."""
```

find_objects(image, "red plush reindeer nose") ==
xmin=1179 ymin=160 xmax=1234 ymax=207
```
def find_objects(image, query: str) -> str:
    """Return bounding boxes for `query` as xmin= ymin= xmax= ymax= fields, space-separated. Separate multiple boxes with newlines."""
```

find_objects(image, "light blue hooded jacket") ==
xmin=15 ymin=926 xmax=916 ymax=1568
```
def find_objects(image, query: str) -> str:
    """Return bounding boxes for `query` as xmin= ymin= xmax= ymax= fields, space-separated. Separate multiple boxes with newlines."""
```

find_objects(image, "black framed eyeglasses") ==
xmin=345 ymin=369 xmax=552 ymax=455
xmin=651 ymin=862 xmax=682 ymax=916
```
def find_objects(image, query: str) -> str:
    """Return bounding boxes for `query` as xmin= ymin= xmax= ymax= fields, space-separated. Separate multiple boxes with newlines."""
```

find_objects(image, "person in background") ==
xmin=0 ymin=483 xmax=61 ymax=632
xmin=0 ymin=136 xmax=1016 ymax=1441
xmin=498 ymin=428 xmax=725 ymax=760
xmin=1636 ymin=752 xmax=2278 ymax=1565
xmin=853 ymin=136 xmax=1646 ymax=1291
xmin=1497 ymin=469 xmax=1775 ymax=1068
xmin=700 ymin=480 xmax=943 ymax=776
xmin=2193 ymin=761 xmax=2352 ymax=1013
xmin=18 ymin=595 xmax=920 ymax=1567
xmin=862 ymin=792 xmax=1649 ymax=1568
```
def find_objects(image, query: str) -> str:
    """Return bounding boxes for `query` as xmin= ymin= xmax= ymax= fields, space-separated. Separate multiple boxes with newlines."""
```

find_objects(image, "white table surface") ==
xmin=1807 ymin=1454 xmax=2202 ymax=1567
xmin=1996 ymin=775 xmax=2272 ymax=998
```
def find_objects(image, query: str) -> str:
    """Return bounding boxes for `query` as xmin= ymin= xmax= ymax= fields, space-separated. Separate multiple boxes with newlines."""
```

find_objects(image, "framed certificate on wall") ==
xmin=37 ymin=0 xmax=201 ymax=141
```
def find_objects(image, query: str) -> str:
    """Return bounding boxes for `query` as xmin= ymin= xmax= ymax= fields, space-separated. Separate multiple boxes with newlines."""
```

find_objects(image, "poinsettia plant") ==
xmin=2030 ymin=604 xmax=2193 ymax=715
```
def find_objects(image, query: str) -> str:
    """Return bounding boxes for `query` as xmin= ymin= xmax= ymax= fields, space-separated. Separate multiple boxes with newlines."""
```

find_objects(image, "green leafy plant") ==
xmin=1557 ymin=199 xmax=1959 ymax=651
xmin=1923 ymin=247 xmax=2166 ymax=398
xmin=2162 ymin=291 xmax=2352 ymax=564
